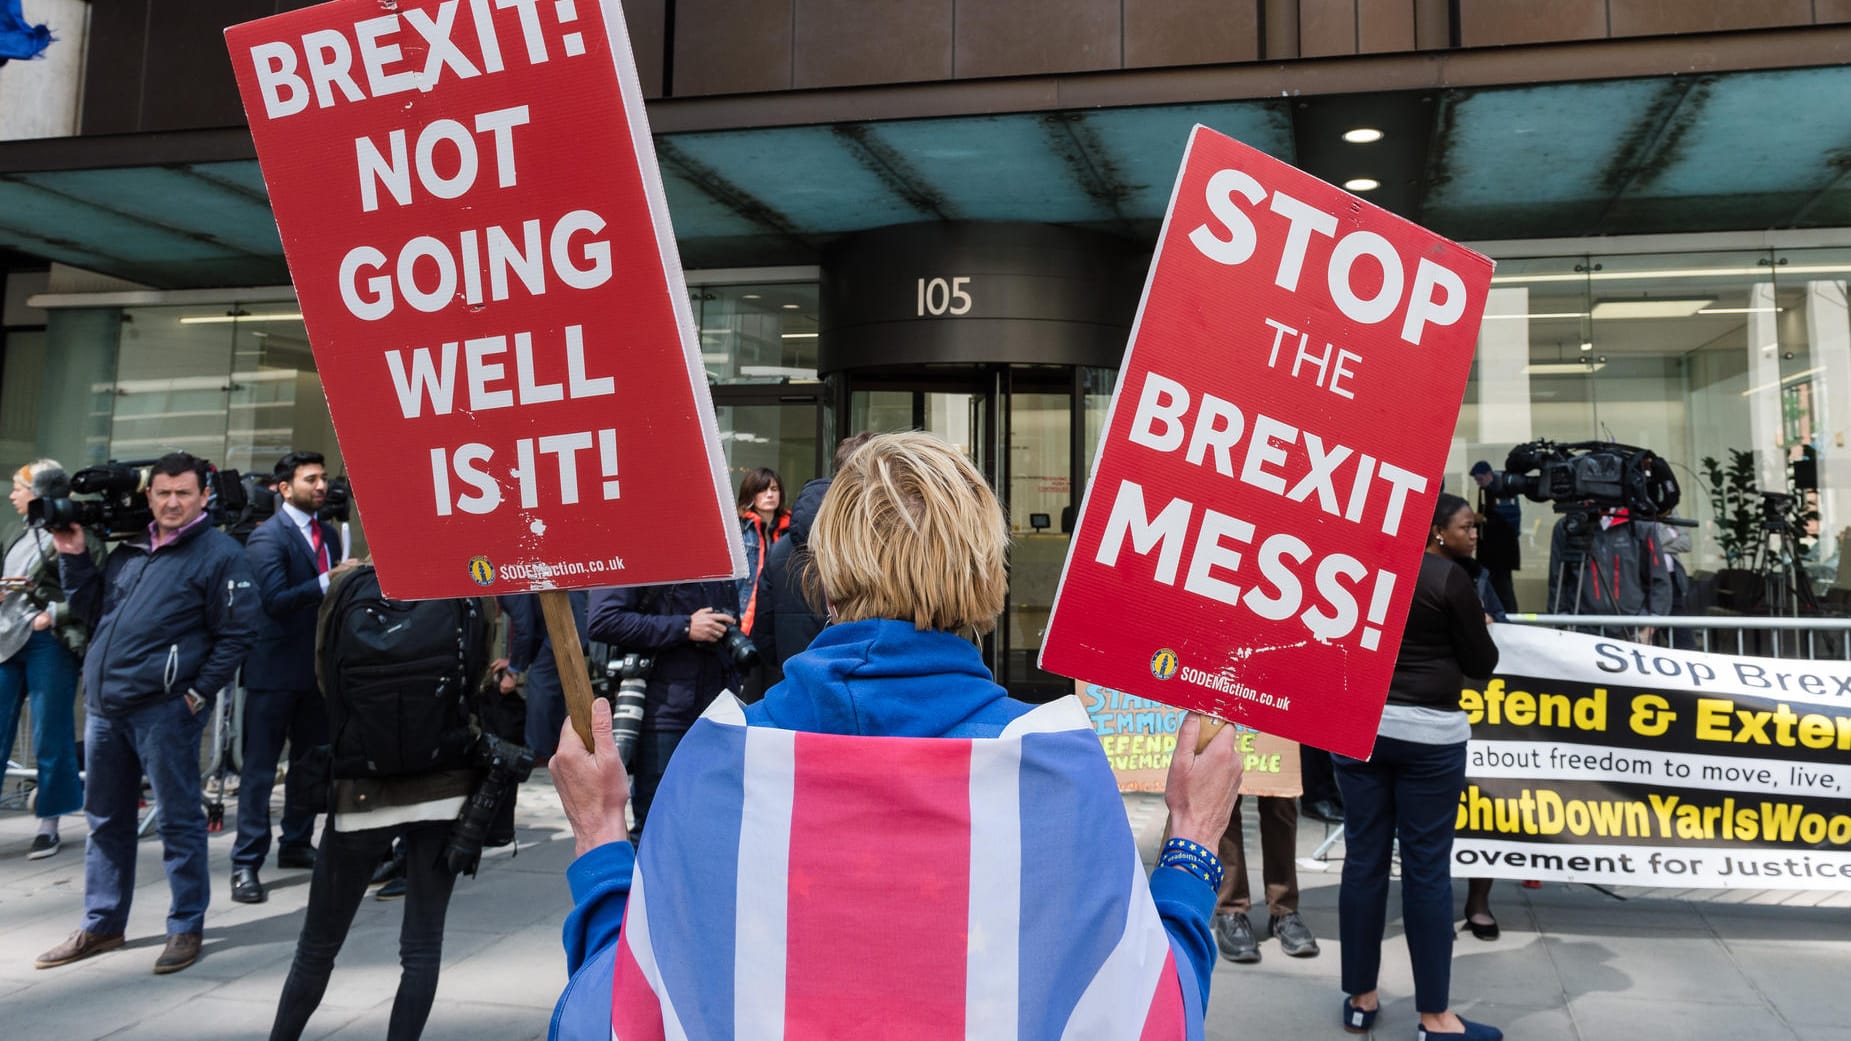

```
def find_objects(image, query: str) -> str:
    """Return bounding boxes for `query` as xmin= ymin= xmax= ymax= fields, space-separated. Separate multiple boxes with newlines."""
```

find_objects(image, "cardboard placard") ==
xmin=1078 ymin=681 xmax=1302 ymax=797
xmin=1042 ymin=126 xmax=1493 ymax=759
xmin=225 ymin=0 xmax=743 ymax=600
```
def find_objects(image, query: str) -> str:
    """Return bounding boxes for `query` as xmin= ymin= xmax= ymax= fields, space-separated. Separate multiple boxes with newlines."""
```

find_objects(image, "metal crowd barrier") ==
xmin=1295 ymin=612 xmax=1851 ymax=875
xmin=1505 ymin=613 xmax=1851 ymax=660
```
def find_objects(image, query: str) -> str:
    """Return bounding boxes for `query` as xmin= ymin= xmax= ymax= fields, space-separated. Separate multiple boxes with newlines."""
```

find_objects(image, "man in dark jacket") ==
xmin=1471 ymin=460 xmax=1522 ymax=613
xmin=500 ymin=589 xmax=589 ymax=761
xmin=753 ymin=433 xmax=875 ymax=670
xmin=752 ymin=477 xmax=829 ymax=672
xmin=587 ymin=581 xmax=738 ymax=841
xmin=232 ymin=450 xmax=357 ymax=904
xmin=36 ymin=452 xmax=261 ymax=975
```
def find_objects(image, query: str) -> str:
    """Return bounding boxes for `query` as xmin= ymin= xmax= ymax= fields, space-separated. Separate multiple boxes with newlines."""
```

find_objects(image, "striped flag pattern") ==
xmin=560 ymin=695 xmax=1201 ymax=1041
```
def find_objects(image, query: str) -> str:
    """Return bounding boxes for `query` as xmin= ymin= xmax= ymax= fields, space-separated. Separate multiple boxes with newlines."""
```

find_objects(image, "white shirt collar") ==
xmin=279 ymin=499 xmax=315 ymax=531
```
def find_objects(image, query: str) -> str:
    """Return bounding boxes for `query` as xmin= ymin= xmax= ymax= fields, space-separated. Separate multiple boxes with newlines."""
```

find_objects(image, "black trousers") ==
xmin=270 ymin=819 xmax=459 ymax=1041
xmin=234 ymin=686 xmax=328 ymax=869
xmin=1300 ymin=745 xmax=1341 ymax=806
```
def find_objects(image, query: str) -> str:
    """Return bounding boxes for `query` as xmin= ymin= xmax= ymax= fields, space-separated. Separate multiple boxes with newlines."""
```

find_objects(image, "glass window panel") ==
xmin=1005 ymin=387 xmax=1071 ymax=688
xmin=1081 ymin=366 xmax=1116 ymax=504
xmin=1770 ymin=247 xmax=1851 ymax=592
xmin=924 ymin=391 xmax=983 ymax=467
xmin=694 ymin=283 xmax=820 ymax=385
xmin=713 ymin=403 xmax=820 ymax=509
xmin=112 ymin=307 xmax=235 ymax=463
xmin=850 ymin=390 xmax=914 ymax=435
xmin=1458 ymin=250 xmax=1803 ymax=611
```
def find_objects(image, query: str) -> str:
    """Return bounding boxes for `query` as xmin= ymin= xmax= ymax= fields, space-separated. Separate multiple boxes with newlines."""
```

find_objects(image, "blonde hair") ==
xmin=13 ymin=458 xmax=62 ymax=489
xmin=810 ymin=432 xmax=1008 ymax=635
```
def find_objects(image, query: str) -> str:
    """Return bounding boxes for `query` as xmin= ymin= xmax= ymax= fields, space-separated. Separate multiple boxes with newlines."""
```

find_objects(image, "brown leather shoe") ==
xmin=35 ymin=928 xmax=125 ymax=969
xmin=152 ymin=932 xmax=202 ymax=975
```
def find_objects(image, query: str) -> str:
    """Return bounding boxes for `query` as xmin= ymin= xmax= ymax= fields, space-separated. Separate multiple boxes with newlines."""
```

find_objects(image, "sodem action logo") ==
xmin=1150 ymin=647 xmax=1180 ymax=681
xmin=467 ymin=556 xmax=495 ymax=587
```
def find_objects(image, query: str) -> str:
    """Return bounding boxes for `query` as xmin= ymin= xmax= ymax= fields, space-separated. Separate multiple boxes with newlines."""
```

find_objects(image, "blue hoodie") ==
xmin=552 ymin=620 xmax=1216 ymax=1037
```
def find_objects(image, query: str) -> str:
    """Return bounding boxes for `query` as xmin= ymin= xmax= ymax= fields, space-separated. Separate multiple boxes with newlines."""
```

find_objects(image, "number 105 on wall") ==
xmin=916 ymin=276 xmax=973 ymax=316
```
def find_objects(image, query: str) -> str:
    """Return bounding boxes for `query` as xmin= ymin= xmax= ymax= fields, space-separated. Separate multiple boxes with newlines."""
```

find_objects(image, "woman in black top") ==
xmin=1337 ymin=493 xmax=1501 ymax=1041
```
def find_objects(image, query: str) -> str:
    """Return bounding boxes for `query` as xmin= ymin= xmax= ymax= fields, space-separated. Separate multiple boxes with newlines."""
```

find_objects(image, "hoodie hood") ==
xmin=785 ymin=477 xmax=831 ymax=548
xmin=747 ymin=618 xmax=1030 ymax=739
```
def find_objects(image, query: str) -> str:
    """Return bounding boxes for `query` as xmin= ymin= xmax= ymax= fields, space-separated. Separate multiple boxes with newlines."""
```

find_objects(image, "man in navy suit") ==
xmin=231 ymin=451 xmax=356 ymax=903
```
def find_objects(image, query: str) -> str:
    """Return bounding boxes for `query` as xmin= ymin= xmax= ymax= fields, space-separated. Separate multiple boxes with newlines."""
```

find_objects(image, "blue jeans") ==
xmin=630 ymin=729 xmax=684 ymax=843
xmin=83 ymin=696 xmax=210 ymax=937
xmin=234 ymin=687 xmax=329 ymax=869
xmin=523 ymin=653 xmax=566 ymax=761
xmin=1334 ymin=735 xmax=1467 ymax=1014
xmin=0 ymin=629 xmax=83 ymax=818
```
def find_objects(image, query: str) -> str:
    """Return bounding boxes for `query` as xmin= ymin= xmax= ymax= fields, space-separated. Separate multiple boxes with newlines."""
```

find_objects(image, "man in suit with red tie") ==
xmin=232 ymin=451 xmax=357 ymax=903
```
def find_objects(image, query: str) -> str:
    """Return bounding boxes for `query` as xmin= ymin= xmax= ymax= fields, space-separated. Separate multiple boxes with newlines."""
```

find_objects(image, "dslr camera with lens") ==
xmin=444 ymin=731 xmax=535 ymax=876
xmin=28 ymin=458 xmax=248 ymax=540
xmin=717 ymin=620 xmax=759 ymax=671
xmin=603 ymin=652 xmax=652 ymax=768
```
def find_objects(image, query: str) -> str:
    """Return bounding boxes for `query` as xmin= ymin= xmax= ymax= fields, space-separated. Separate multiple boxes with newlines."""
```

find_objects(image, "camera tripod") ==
xmin=1748 ymin=519 xmax=1817 ymax=617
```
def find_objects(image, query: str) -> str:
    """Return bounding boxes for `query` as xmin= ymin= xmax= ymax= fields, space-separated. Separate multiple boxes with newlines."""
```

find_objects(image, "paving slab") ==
xmin=2 ymin=784 xmax=1848 ymax=1040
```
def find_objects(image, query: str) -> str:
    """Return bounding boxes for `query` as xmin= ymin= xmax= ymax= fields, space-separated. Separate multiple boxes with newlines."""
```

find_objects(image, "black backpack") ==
xmin=318 ymin=566 xmax=486 ymax=779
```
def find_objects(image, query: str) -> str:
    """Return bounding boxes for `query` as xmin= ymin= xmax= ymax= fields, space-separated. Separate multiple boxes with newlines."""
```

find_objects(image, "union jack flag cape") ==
xmin=554 ymin=694 xmax=1203 ymax=1040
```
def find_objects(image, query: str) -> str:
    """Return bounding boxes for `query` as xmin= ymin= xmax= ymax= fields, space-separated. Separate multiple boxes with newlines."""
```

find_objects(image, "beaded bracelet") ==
xmin=1158 ymin=837 xmax=1225 ymax=892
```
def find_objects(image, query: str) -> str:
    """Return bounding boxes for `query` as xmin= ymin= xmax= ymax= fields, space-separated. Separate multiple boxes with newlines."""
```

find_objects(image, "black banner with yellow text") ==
xmin=1458 ymin=627 xmax=1851 ymax=889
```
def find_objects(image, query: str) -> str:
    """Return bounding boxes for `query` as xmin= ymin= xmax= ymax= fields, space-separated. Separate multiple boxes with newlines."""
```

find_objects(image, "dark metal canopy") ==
xmin=3 ymin=64 xmax=1851 ymax=288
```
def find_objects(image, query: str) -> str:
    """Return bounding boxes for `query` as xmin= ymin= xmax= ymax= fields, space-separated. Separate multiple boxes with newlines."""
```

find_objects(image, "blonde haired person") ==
xmin=547 ymin=433 xmax=1244 ymax=1039
xmin=2 ymin=460 xmax=94 ymax=859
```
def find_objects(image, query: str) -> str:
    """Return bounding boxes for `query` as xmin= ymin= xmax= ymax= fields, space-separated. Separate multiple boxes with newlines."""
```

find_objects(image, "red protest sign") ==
xmin=224 ymin=0 xmax=742 ymax=600
xmin=1040 ymin=126 xmax=1493 ymax=760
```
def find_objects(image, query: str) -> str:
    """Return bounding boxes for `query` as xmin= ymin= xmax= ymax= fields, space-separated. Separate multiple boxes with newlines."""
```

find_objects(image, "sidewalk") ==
xmin=1 ymin=786 xmax=1847 ymax=1039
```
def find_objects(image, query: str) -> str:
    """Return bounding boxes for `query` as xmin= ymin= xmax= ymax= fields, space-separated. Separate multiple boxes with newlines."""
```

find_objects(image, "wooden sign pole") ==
xmin=1195 ymin=716 xmax=1229 ymax=753
xmin=540 ymin=590 xmax=597 ymax=752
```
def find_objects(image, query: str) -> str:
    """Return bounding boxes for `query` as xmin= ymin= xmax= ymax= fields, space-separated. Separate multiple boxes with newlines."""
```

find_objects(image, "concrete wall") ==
xmin=71 ymin=0 xmax=1851 ymax=134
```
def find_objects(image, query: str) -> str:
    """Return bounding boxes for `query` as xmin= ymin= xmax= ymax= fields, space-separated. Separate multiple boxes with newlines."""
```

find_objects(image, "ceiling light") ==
xmin=782 ymin=304 xmax=800 ymax=310
xmin=1343 ymin=128 xmax=1385 ymax=144
xmin=1522 ymin=362 xmax=1605 ymax=375
xmin=742 ymin=293 xmax=761 ymax=300
xmin=178 ymin=312 xmax=303 ymax=324
xmin=781 ymin=332 xmax=818 ymax=340
xmin=1696 ymin=306 xmax=1780 ymax=315
xmin=1579 ymin=341 xmax=1593 ymax=352
xmin=739 ymin=366 xmax=819 ymax=380
xmin=1482 ymin=312 xmax=1590 ymax=321
xmin=1589 ymin=298 xmax=1715 ymax=320
xmin=1343 ymin=178 xmax=1380 ymax=192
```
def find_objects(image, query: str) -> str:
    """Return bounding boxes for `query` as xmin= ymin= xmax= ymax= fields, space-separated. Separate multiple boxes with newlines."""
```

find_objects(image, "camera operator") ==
xmin=232 ymin=451 xmax=359 ymax=904
xmin=34 ymin=451 xmax=260 ymax=976
xmin=1548 ymin=508 xmax=1672 ymax=623
xmin=2 ymin=461 xmax=100 ymax=860
xmin=1470 ymin=460 xmax=1522 ymax=612
xmin=587 ymin=581 xmax=740 ymax=841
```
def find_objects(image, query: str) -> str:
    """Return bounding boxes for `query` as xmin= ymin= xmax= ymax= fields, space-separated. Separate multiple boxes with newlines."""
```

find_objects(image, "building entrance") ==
xmin=839 ymin=364 xmax=1115 ymax=702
